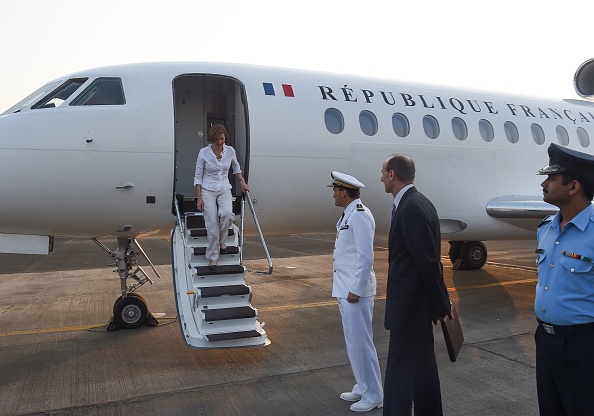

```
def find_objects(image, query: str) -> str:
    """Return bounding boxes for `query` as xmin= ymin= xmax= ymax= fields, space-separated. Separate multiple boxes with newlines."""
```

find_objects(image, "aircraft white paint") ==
xmin=2 ymin=59 xmax=594 ymax=345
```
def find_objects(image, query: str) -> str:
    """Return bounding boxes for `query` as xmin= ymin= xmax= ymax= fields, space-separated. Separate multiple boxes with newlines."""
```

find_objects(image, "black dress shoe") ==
xmin=208 ymin=261 xmax=217 ymax=271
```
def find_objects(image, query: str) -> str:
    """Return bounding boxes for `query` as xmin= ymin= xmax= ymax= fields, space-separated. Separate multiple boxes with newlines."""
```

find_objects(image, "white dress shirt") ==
xmin=392 ymin=184 xmax=414 ymax=216
xmin=193 ymin=144 xmax=242 ymax=191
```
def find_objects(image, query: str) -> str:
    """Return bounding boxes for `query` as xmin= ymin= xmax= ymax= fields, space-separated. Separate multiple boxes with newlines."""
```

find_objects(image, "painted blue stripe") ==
xmin=263 ymin=82 xmax=275 ymax=96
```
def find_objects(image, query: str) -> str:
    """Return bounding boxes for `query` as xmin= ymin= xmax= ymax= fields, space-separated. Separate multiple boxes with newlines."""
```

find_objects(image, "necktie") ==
xmin=337 ymin=212 xmax=345 ymax=230
xmin=391 ymin=203 xmax=396 ymax=222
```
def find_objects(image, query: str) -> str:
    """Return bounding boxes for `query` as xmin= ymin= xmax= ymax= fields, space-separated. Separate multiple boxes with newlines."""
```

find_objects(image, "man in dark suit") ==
xmin=380 ymin=153 xmax=451 ymax=416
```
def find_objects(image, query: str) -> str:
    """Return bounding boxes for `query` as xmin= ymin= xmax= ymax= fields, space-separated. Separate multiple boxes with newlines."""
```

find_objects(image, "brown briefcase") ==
xmin=440 ymin=303 xmax=464 ymax=362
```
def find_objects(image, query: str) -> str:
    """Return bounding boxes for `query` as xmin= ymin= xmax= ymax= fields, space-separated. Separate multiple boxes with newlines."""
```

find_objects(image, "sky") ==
xmin=1 ymin=0 xmax=593 ymax=112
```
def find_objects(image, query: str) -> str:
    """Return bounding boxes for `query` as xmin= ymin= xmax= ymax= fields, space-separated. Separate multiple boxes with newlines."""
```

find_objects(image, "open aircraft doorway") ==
xmin=172 ymin=74 xmax=249 ymax=199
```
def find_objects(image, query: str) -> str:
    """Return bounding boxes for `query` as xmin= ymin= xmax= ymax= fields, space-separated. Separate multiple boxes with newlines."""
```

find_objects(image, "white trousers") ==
xmin=338 ymin=297 xmax=383 ymax=404
xmin=201 ymin=188 xmax=234 ymax=261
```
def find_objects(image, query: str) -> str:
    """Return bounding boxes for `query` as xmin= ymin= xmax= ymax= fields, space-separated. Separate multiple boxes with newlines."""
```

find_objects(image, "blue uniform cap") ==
xmin=536 ymin=143 xmax=594 ymax=177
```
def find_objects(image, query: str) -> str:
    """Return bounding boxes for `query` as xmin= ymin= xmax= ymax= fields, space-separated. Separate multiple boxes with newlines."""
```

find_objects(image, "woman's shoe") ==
xmin=208 ymin=260 xmax=217 ymax=271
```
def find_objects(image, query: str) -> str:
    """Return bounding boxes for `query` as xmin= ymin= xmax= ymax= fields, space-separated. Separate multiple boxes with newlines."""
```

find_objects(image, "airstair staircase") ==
xmin=172 ymin=193 xmax=271 ymax=348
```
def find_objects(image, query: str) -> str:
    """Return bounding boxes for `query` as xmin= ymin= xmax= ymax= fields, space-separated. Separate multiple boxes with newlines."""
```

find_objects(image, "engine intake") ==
xmin=574 ymin=58 xmax=594 ymax=101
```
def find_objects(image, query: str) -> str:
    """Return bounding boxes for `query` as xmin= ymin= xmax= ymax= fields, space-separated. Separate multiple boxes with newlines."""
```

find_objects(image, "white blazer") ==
xmin=332 ymin=199 xmax=377 ymax=298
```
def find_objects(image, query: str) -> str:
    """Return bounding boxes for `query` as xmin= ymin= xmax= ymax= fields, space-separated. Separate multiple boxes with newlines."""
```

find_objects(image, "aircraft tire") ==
xmin=460 ymin=241 xmax=487 ymax=269
xmin=113 ymin=293 xmax=148 ymax=329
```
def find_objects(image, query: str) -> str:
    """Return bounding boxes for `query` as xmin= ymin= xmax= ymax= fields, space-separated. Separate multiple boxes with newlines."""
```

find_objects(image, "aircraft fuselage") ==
xmin=2 ymin=61 xmax=593 ymax=247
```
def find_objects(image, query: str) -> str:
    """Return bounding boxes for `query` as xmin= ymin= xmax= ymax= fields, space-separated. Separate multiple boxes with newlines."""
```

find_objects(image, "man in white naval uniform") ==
xmin=329 ymin=171 xmax=384 ymax=412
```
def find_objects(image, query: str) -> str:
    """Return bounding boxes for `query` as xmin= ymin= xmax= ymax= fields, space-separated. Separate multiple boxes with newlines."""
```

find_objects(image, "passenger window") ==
xmin=451 ymin=117 xmax=468 ymax=141
xmin=556 ymin=125 xmax=570 ymax=146
xmin=531 ymin=123 xmax=545 ymax=145
xmin=504 ymin=121 xmax=519 ymax=143
xmin=70 ymin=78 xmax=125 ymax=106
xmin=360 ymin=110 xmax=378 ymax=136
xmin=423 ymin=115 xmax=440 ymax=139
xmin=392 ymin=113 xmax=410 ymax=138
xmin=479 ymin=119 xmax=494 ymax=142
xmin=31 ymin=78 xmax=88 ymax=109
xmin=324 ymin=108 xmax=344 ymax=134
xmin=577 ymin=127 xmax=590 ymax=148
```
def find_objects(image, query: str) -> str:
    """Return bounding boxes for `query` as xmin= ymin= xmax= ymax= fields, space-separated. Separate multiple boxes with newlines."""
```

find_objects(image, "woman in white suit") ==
xmin=194 ymin=124 xmax=249 ymax=269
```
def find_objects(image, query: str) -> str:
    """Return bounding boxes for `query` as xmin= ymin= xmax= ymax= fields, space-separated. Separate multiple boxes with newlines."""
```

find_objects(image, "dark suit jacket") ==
xmin=385 ymin=186 xmax=450 ymax=331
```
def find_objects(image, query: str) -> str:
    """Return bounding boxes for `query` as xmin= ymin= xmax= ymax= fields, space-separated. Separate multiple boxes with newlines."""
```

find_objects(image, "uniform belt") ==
xmin=537 ymin=319 xmax=594 ymax=336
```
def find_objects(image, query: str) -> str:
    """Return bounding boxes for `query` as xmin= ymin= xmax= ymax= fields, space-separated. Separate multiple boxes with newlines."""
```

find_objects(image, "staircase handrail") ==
xmin=242 ymin=190 xmax=273 ymax=275
xmin=174 ymin=197 xmax=188 ymax=253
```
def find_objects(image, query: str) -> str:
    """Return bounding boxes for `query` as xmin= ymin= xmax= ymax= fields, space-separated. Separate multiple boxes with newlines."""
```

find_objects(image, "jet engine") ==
xmin=574 ymin=58 xmax=594 ymax=100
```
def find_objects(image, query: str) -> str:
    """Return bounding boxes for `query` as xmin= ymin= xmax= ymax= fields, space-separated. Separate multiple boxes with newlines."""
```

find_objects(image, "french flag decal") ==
xmin=263 ymin=82 xmax=295 ymax=97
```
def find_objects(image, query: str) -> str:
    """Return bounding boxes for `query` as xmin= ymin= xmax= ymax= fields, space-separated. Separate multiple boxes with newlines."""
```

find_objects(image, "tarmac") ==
xmin=0 ymin=234 xmax=539 ymax=416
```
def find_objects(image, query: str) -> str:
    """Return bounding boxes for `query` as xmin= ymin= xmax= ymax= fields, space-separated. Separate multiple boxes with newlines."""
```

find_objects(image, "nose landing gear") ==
xmin=93 ymin=237 xmax=161 ymax=330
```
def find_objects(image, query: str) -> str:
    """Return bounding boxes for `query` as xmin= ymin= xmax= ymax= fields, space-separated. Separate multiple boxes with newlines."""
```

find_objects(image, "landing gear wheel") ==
xmin=113 ymin=293 xmax=148 ymax=329
xmin=460 ymin=241 xmax=487 ymax=269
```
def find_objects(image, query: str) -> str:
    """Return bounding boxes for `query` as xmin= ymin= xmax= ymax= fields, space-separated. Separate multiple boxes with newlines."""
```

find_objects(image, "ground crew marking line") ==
xmin=0 ymin=324 xmax=105 ymax=337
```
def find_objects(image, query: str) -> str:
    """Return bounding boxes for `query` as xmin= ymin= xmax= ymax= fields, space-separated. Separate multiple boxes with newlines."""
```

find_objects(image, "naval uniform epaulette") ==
xmin=538 ymin=215 xmax=553 ymax=228
xmin=357 ymin=204 xmax=365 ymax=211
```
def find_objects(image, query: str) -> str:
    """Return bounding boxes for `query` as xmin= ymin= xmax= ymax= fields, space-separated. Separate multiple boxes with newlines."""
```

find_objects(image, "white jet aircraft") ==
xmin=2 ymin=59 xmax=594 ymax=347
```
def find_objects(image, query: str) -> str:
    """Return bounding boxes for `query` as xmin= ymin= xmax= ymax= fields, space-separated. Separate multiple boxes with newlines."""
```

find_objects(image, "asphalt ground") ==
xmin=0 ymin=235 xmax=539 ymax=416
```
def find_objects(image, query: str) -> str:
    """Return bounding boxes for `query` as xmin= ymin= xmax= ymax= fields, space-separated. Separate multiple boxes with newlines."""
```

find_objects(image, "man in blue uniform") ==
xmin=535 ymin=143 xmax=594 ymax=416
xmin=329 ymin=171 xmax=383 ymax=412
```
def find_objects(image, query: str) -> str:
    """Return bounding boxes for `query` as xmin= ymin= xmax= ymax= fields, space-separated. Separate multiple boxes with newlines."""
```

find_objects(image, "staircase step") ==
xmin=194 ymin=246 xmax=239 ymax=256
xmin=186 ymin=215 xmax=205 ymax=229
xmin=204 ymin=306 xmax=256 ymax=322
xmin=176 ymin=197 xmax=199 ymax=215
xmin=200 ymin=285 xmax=250 ymax=298
xmin=204 ymin=330 xmax=262 ymax=342
xmin=198 ymin=296 xmax=251 ymax=310
xmin=195 ymin=265 xmax=245 ymax=276
xmin=190 ymin=229 xmax=234 ymax=237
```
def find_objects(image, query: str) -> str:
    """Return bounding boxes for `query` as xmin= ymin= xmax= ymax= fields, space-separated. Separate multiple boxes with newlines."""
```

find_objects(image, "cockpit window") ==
xmin=70 ymin=78 xmax=125 ymax=106
xmin=1 ymin=80 xmax=63 ymax=115
xmin=31 ymin=78 xmax=88 ymax=109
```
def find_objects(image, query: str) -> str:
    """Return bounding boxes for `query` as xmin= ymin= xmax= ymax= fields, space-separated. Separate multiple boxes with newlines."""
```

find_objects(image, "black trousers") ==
xmin=383 ymin=328 xmax=442 ymax=416
xmin=536 ymin=325 xmax=594 ymax=416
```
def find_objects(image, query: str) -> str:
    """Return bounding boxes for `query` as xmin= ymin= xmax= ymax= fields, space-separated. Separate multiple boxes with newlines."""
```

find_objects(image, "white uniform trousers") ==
xmin=338 ymin=297 xmax=383 ymax=404
xmin=201 ymin=188 xmax=234 ymax=261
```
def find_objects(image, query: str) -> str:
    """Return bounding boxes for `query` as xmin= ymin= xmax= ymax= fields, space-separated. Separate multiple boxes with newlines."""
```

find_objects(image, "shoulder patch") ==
xmin=356 ymin=203 xmax=365 ymax=211
xmin=538 ymin=215 xmax=553 ymax=228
